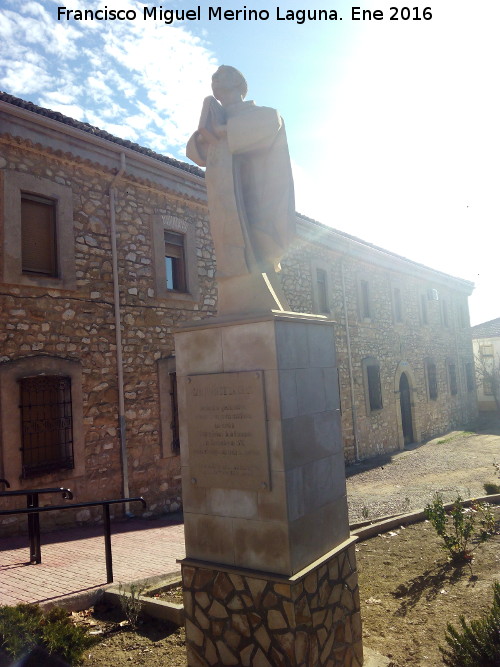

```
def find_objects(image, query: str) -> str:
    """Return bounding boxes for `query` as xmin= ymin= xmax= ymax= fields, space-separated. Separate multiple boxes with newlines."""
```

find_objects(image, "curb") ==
xmin=351 ymin=493 xmax=500 ymax=541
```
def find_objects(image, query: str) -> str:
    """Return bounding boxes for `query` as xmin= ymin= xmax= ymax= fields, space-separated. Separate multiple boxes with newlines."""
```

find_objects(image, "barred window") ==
xmin=367 ymin=364 xmax=383 ymax=410
xmin=393 ymin=287 xmax=403 ymax=323
xmin=316 ymin=268 xmax=329 ymax=313
xmin=19 ymin=375 xmax=74 ymax=477
xmin=169 ymin=371 xmax=180 ymax=454
xmin=448 ymin=363 xmax=458 ymax=395
xmin=426 ymin=360 xmax=438 ymax=400
xmin=360 ymin=280 xmax=371 ymax=319
xmin=465 ymin=362 xmax=475 ymax=392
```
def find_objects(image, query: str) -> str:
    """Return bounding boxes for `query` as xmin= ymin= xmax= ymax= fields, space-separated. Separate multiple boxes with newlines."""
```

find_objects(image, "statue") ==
xmin=187 ymin=66 xmax=296 ymax=316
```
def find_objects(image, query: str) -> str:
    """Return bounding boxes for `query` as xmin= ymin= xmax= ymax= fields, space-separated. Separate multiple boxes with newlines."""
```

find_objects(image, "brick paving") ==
xmin=0 ymin=515 xmax=185 ymax=607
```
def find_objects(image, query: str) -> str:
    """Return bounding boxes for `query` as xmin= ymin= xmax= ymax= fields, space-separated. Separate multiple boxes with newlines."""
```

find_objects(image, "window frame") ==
xmin=392 ymin=285 xmax=403 ymax=324
xmin=1 ymin=170 xmax=76 ymax=290
xmin=358 ymin=278 xmax=372 ymax=321
xmin=152 ymin=214 xmax=199 ymax=303
xmin=425 ymin=358 xmax=438 ymax=400
xmin=0 ymin=357 xmax=84 ymax=488
xmin=18 ymin=374 xmax=74 ymax=478
xmin=158 ymin=356 xmax=181 ymax=458
xmin=448 ymin=361 xmax=458 ymax=396
xmin=362 ymin=357 xmax=383 ymax=413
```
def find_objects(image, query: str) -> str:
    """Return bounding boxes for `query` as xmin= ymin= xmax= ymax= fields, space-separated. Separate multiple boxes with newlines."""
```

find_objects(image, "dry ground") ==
xmin=73 ymin=507 xmax=500 ymax=666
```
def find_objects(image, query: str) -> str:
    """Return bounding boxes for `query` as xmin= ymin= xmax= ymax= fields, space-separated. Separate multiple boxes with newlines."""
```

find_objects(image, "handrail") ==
xmin=0 ymin=487 xmax=74 ymax=563
xmin=0 ymin=497 xmax=147 ymax=583
xmin=0 ymin=487 xmax=73 ymax=499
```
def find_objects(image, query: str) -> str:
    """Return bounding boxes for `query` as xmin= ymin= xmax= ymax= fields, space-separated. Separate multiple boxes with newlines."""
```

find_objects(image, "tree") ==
xmin=475 ymin=348 xmax=500 ymax=413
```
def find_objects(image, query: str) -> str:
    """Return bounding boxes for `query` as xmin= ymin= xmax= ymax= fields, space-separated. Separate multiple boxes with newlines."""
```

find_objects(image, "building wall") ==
xmin=0 ymin=130 xmax=215 ymax=533
xmin=0 ymin=107 xmax=477 ymax=535
xmin=472 ymin=336 xmax=500 ymax=411
xmin=282 ymin=227 xmax=477 ymax=462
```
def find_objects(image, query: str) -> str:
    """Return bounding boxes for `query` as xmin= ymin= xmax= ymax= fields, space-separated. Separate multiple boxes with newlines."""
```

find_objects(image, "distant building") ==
xmin=0 ymin=92 xmax=477 ymax=533
xmin=471 ymin=318 xmax=500 ymax=412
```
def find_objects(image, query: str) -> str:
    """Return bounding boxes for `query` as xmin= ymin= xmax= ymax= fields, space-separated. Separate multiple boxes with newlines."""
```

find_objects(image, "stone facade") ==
xmin=182 ymin=539 xmax=362 ymax=666
xmin=0 ymin=93 xmax=477 ymax=534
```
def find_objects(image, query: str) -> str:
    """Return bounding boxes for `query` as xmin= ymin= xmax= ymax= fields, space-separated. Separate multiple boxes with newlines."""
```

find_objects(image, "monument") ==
xmin=175 ymin=67 xmax=363 ymax=666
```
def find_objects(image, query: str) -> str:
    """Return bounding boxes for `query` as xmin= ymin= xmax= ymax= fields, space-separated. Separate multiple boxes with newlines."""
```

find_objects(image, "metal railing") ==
xmin=0 ymin=486 xmax=73 ymax=564
xmin=0 ymin=496 xmax=146 ymax=583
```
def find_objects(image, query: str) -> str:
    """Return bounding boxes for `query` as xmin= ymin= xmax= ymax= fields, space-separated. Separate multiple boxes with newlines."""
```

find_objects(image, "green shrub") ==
xmin=118 ymin=582 xmax=144 ymax=628
xmin=0 ymin=603 xmax=95 ymax=665
xmin=424 ymin=494 xmax=475 ymax=562
xmin=440 ymin=582 xmax=500 ymax=666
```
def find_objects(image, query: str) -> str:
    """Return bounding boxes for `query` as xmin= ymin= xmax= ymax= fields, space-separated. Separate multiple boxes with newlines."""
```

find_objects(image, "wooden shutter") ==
xmin=21 ymin=194 xmax=57 ymax=276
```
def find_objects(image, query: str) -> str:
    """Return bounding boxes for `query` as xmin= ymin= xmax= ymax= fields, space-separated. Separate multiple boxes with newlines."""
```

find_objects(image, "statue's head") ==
xmin=212 ymin=66 xmax=248 ymax=102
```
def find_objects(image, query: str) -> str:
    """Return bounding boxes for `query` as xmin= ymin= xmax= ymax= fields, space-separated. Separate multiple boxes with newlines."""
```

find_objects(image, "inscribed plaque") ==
xmin=186 ymin=371 xmax=270 ymax=491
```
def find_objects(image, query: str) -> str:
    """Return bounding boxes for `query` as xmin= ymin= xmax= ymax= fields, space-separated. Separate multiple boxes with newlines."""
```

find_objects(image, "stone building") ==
xmin=0 ymin=92 xmax=477 ymax=533
xmin=471 ymin=318 xmax=500 ymax=412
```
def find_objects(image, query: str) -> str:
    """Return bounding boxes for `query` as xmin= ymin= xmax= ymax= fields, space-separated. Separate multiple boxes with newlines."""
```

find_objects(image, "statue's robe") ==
xmin=187 ymin=99 xmax=296 ymax=279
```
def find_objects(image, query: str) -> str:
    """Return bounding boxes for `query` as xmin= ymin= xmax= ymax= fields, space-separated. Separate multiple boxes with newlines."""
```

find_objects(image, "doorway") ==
xmin=399 ymin=372 xmax=414 ymax=446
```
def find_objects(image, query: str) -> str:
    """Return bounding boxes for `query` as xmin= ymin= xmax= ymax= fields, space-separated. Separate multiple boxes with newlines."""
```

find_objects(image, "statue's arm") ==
xmin=227 ymin=106 xmax=282 ymax=155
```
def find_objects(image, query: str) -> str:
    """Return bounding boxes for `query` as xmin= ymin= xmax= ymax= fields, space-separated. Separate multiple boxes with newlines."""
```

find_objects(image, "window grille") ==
xmin=316 ymin=268 xmax=328 ymax=313
xmin=393 ymin=287 xmax=402 ymax=322
xmin=21 ymin=194 xmax=58 ymax=276
xmin=169 ymin=372 xmax=180 ymax=454
xmin=465 ymin=362 xmax=475 ymax=392
xmin=367 ymin=364 xmax=383 ymax=410
xmin=448 ymin=363 xmax=458 ymax=395
xmin=164 ymin=231 xmax=186 ymax=292
xmin=360 ymin=280 xmax=371 ymax=319
xmin=18 ymin=375 xmax=74 ymax=477
xmin=420 ymin=294 xmax=428 ymax=325
xmin=426 ymin=360 xmax=438 ymax=399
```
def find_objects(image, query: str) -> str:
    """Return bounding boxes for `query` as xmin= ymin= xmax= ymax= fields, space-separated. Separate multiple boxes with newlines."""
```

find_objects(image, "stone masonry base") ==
xmin=182 ymin=537 xmax=362 ymax=666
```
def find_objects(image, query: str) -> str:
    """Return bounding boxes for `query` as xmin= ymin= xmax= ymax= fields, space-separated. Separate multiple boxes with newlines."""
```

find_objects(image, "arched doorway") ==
xmin=399 ymin=372 xmax=414 ymax=446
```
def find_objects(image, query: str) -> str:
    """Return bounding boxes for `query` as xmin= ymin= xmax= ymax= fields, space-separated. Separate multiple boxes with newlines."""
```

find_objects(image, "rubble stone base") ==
xmin=182 ymin=538 xmax=362 ymax=666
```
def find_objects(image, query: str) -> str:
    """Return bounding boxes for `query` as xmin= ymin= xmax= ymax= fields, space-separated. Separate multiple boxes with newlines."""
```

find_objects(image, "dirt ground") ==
xmin=73 ymin=506 xmax=500 ymax=667
xmin=2 ymin=417 xmax=499 ymax=665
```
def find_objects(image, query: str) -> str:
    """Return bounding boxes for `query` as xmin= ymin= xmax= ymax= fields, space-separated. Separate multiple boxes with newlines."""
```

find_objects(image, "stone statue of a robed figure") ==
xmin=187 ymin=65 xmax=296 ymax=316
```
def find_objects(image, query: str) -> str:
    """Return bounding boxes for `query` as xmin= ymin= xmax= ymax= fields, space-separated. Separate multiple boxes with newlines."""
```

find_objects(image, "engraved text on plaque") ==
xmin=186 ymin=371 xmax=270 ymax=491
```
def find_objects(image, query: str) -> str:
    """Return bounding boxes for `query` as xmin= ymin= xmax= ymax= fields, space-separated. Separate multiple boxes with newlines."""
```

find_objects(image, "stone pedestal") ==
xmin=175 ymin=312 xmax=362 ymax=666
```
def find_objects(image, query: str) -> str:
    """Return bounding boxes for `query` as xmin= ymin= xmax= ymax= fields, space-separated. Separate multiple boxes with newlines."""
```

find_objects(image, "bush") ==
xmin=440 ymin=582 xmax=500 ymax=666
xmin=0 ymin=603 xmax=95 ymax=665
xmin=424 ymin=494 xmax=475 ymax=562
xmin=424 ymin=494 xmax=495 ymax=562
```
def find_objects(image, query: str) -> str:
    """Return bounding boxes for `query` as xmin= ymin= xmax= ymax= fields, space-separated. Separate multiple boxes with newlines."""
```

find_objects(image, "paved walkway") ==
xmin=0 ymin=514 xmax=185 ymax=608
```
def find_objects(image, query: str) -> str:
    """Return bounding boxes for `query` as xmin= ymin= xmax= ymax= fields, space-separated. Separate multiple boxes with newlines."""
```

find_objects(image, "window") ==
xmin=480 ymin=344 xmax=494 ymax=358
xmin=158 ymin=356 xmax=181 ymax=458
xmin=393 ymin=287 xmax=403 ymax=323
xmin=483 ymin=378 xmax=493 ymax=396
xmin=21 ymin=194 xmax=58 ymax=276
xmin=1 ymin=171 xmax=75 ymax=289
xmin=426 ymin=359 xmax=438 ymax=400
xmin=18 ymin=375 xmax=74 ymax=477
xmin=152 ymin=214 xmax=199 ymax=303
xmin=441 ymin=300 xmax=449 ymax=327
xmin=169 ymin=371 xmax=180 ymax=454
xmin=448 ymin=362 xmax=458 ymax=395
xmin=362 ymin=357 xmax=383 ymax=412
xmin=360 ymin=280 xmax=371 ymax=319
xmin=164 ymin=231 xmax=186 ymax=292
xmin=316 ymin=268 xmax=329 ymax=313
xmin=465 ymin=362 xmax=475 ymax=392
xmin=420 ymin=295 xmax=428 ymax=325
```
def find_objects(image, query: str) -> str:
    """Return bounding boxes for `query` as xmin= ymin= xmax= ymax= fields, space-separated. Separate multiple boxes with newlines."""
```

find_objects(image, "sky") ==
xmin=0 ymin=0 xmax=498 ymax=325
